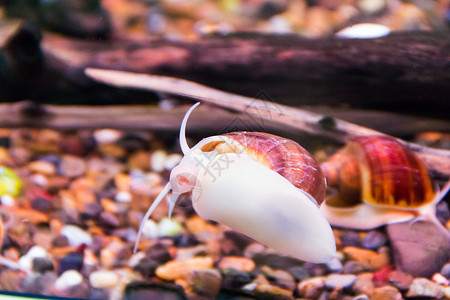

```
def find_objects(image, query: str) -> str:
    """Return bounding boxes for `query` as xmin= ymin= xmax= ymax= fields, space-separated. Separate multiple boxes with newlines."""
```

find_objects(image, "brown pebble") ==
xmin=218 ymin=256 xmax=255 ymax=273
xmin=353 ymin=273 xmax=375 ymax=296
xmin=297 ymin=277 xmax=325 ymax=299
xmin=156 ymin=256 xmax=214 ymax=281
xmin=59 ymin=155 xmax=86 ymax=178
xmin=388 ymin=271 xmax=414 ymax=291
xmin=28 ymin=160 xmax=56 ymax=176
xmin=371 ymin=285 xmax=402 ymax=300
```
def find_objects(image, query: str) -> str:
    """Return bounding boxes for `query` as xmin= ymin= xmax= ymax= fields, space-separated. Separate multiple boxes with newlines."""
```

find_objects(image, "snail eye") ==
xmin=176 ymin=175 xmax=190 ymax=185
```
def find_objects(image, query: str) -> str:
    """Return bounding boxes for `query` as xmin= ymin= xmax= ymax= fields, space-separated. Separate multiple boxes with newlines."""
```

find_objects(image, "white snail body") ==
xmin=135 ymin=102 xmax=336 ymax=263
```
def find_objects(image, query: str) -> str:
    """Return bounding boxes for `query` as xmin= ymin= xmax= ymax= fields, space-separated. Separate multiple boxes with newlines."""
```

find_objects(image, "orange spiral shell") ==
xmin=201 ymin=132 xmax=327 ymax=205
xmin=323 ymin=136 xmax=436 ymax=209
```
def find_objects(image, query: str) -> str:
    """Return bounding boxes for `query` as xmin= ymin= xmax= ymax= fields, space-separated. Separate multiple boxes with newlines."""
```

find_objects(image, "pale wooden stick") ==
xmin=85 ymin=68 xmax=450 ymax=180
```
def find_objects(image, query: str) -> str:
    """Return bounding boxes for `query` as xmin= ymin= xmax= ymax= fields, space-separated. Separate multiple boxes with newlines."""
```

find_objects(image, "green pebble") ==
xmin=0 ymin=166 xmax=22 ymax=197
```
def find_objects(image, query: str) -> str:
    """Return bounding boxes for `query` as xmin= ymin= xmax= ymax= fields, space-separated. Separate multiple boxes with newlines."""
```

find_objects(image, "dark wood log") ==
xmin=85 ymin=68 xmax=450 ymax=181
xmin=1 ymin=21 xmax=450 ymax=119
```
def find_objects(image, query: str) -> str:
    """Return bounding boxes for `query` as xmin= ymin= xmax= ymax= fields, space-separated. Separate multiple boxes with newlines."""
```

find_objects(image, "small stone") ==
xmin=325 ymin=257 xmax=343 ymax=273
xmin=369 ymin=247 xmax=390 ymax=270
xmin=186 ymin=269 xmax=222 ymax=297
xmin=432 ymin=273 xmax=449 ymax=285
xmin=362 ymin=231 xmax=387 ymax=250
xmin=52 ymin=235 xmax=70 ymax=248
xmin=243 ymin=242 xmax=266 ymax=258
xmin=343 ymin=246 xmax=377 ymax=265
xmin=151 ymin=150 xmax=167 ymax=172
xmin=123 ymin=281 xmax=187 ymax=300
xmin=89 ymin=270 xmax=120 ymax=289
xmin=19 ymin=246 xmax=48 ymax=270
xmin=325 ymin=274 xmax=356 ymax=290
xmin=297 ymin=277 xmax=326 ymax=299
xmin=128 ymin=151 xmax=151 ymax=171
xmin=288 ymin=266 xmax=310 ymax=281
xmin=99 ymin=211 xmax=120 ymax=228
xmin=304 ymin=262 xmax=328 ymax=277
xmin=406 ymin=277 xmax=445 ymax=298
xmin=58 ymin=252 xmax=84 ymax=275
xmin=340 ymin=231 xmax=363 ymax=248
xmin=59 ymin=155 xmax=86 ymax=178
xmin=444 ymin=286 xmax=450 ymax=299
xmin=436 ymin=201 xmax=450 ymax=225
xmin=29 ymin=160 xmax=56 ymax=176
xmin=218 ymin=256 xmax=255 ymax=273
xmin=31 ymin=196 xmax=53 ymax=213
xmin=32 ymin=257 xmax=54 ymax=273
xmin=440 ymin=262 xmax=450 ymax=279
xmin=54 ymin=270 xmax=83 ymax=291
xmin=371 ymin=285 xmax=402 ymax=300
xmin=115 ymin=191 xmax=132 ymax=203
xmin=158 ymin=218 xmax=183 ymax=237
xmin=155 ymin=256 xmax=214 ymax=281
xmin=140 ymin=219 xmax=158 ymax=240
xmin=32 ymin=230 xmax=53 ymax=250
xmin=81 ymin=201 xmax=102 ymax=219
xmin=94 ymin=129 xmax=122 ymax=144
xmin=173 ymin=233 xmax=200 ymax=248
xmin=358 ymin=0 xmax=386 ymax=14
xmin=221 ymin=268 xmax=253 ymax=289
xmin=133 ymin=258 xmax=158 ymax=278
xmin=388 ymin=270 xmax=414 ymax=291
xmin=61 ymin=225 xmax=93 ymax=247
xmin=353 ymin=273 xmax=374 ymax=296
xmin=175 ymin=245 xmax=208 ymax=262
xmin=387 ymin=220 xmax=450 ymax=277
xmin=0 ymin=166 xmax=22 ymax=197
xmin=273 ymin=269 xmax=296 ymax=291
xmin=164 ymin=153 xmax=183 ymax=171
xmin=343 ymin=261 xmax=372 ymax=274
xmin=146 ymin=243 xmax=172 ymax=264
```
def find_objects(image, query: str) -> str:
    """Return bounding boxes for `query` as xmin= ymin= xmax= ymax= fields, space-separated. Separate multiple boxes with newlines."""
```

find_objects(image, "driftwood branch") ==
xmin=1 ymin=22 xmax=450 ymax=119
xmin=85 ymin=68 xmax=450 ymax=181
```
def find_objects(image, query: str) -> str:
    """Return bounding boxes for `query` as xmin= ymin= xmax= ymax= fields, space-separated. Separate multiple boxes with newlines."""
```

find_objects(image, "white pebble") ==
xmin=128 ymin=252 xmax=146 ymax=268
xmin=18 ymin=246 xmax=48 ymax=270
xmin=1 ymin=195 xmax=16 ymax=206
xmin=164 ymin=153 xmax=183 ymax=171
xmin=267 ymin=16 xmax=293 ymax=34
xmin=151 ymin=150 xmax=167 ymax=172
xmin=54 ymin=270 xmax=83 ymax=291
xmin=336 ymin=23 xmax=391 ymax=39
xmin=89 ymin=270 xmax=120 ymax=289
xmin=141 ymin=219 xmax=158 ymax=239
xmin=432 ymin=273 xmax=449 ymax=285
xmin=157 ymin=218 xmax=183 ymax=237
xmin=29 ymin=174 xmax=48 ymax=187
xmin=61 ymin=225 xmax=93 ymax=247
xmin=115 ymin=191 xmax=132 ymax=203
xmin=93 ymin=129 xmax=122 ymax=144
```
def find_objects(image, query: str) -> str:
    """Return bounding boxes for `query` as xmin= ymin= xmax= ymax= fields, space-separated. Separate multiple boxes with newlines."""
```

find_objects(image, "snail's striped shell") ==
xmin=324 ymin=136 xmax=436 ymax=209
xmin=200 ymin=132 xmax=326 ymax=205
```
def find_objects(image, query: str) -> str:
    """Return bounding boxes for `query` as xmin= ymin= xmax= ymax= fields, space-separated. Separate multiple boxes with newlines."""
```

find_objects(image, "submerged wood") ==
xmin=1 ymin=21 xmax=450 ymax=118
xmin=85 ymin=68 xmax=450 ymax=181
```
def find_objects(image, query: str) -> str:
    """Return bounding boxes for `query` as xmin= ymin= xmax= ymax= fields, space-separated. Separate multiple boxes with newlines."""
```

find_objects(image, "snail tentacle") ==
xmin=134 ymin=182 xmax=172 ymax=253
xmin=180 ymin=102 xmax=200 ymax=155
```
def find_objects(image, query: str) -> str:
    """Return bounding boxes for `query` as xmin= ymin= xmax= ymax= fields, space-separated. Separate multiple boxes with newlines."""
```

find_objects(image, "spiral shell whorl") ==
xmin=324 ymin=136 xmax=436 ymax=209
xmin=222 ymin=132 xmax=327 ymax=205
xmin=352 ymin=136 xmax=435 ymax=208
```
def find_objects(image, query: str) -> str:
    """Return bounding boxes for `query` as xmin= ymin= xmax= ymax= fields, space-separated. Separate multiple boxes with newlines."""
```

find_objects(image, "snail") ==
xmin=320 ymin=135 xmax=450 ymax=230
xmin=134 ymin=102 xmax=336 ymax=263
